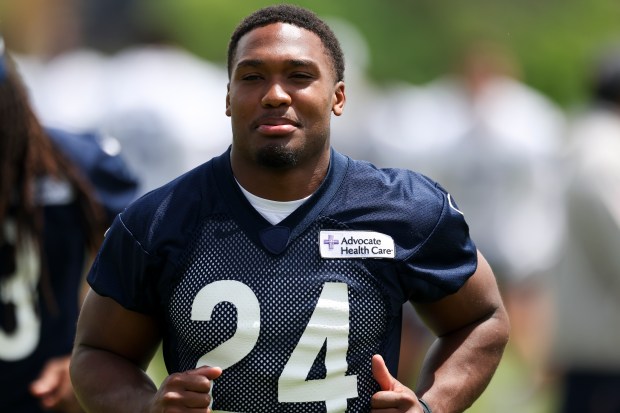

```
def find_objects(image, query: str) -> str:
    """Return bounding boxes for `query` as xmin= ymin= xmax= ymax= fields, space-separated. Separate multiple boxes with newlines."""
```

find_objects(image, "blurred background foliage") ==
xmin=2 ymin=0 xmax=619 ymax=108
xmin=141 ymin=0 xmax=620 ymax=108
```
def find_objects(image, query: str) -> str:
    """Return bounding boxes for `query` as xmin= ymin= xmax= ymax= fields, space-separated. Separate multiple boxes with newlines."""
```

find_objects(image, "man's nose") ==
xmin=261 ymin=82 xmax=292 ymax=107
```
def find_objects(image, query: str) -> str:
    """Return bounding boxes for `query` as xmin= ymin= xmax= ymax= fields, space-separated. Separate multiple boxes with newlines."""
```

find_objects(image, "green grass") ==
xmin=467 ymin=344 xmax=560 ymax=413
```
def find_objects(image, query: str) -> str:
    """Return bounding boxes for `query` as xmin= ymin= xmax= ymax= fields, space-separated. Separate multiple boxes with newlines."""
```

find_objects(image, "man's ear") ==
xmin=225 ymin=83 xmax=231 ymax=117
xmin=332 ymin=81 xmax=346 ymax=116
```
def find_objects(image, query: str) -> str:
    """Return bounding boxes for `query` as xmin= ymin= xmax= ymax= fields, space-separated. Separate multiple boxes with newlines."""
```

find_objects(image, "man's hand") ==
xmin=30 ymin=355 xmax=84 ymax=413
xmin=371 ymin=354 xmax=424 ymax=412
xmin=146 ymin=365 xmax=223 ymax=412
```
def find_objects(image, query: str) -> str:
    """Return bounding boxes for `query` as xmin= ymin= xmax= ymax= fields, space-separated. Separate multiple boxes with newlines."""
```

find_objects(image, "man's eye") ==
xmin=291 ymin=73 xmax=313 ymax=79
xmin=242 ymin=74 xmax=262 ymax=81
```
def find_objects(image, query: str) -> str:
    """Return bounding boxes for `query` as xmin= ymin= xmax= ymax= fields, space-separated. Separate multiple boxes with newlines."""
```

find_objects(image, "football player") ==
xmin=70 ymin=5 xmax=509 ymax=413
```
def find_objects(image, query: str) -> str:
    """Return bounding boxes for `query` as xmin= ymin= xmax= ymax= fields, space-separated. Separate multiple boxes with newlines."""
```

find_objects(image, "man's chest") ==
xmin=165 ymin=219 xmax=396 ymax=412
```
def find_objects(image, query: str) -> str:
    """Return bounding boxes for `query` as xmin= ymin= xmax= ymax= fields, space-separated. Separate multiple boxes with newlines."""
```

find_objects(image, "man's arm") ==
xmin=413 ymin=250 xmax=510 ymax=412
xmin=70 ymin=290 xmax=222 ymax=413
xmin=371 ymin=251 xmax=509 ymax=412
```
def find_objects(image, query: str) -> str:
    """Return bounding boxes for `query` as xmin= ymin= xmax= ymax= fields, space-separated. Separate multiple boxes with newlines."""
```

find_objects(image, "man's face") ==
xmin=226 ymin=22 xmax=345 ymax=170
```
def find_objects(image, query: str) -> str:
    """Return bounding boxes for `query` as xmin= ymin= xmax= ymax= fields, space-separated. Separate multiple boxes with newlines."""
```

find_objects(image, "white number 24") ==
xmin=191 ymin=281 xmax=358 ymax=412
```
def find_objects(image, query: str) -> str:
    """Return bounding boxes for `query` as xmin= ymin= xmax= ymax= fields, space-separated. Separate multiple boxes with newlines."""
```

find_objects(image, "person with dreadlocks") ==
xmin=0 ymin=37 xmax=139 ymax=413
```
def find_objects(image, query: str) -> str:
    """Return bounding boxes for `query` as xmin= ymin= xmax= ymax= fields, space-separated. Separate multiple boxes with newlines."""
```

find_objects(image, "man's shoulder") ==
xmin=343 ymin=155 xmax=444 ymax=203
xmin=329 ymin=154 xmax=449 ymax=239
xmin=118 ymin=157 xmax=225 ymax=241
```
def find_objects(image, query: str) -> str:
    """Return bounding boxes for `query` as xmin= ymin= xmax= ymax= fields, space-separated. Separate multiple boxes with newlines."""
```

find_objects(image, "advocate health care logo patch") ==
xmin=319 ymin=230 xmax=395 ymax=259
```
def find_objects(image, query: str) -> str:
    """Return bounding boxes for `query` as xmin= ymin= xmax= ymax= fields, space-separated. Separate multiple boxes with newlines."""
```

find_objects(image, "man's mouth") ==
xmin=254 ymin=117 xmax=299 ymax=135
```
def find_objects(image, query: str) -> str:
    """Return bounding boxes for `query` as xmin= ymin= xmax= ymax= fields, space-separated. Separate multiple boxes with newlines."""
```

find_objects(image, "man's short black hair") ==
xmin=227 ymin=4 xmax=345 ymax=82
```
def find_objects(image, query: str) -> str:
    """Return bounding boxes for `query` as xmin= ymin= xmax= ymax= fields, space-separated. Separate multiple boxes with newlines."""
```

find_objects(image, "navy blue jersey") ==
xmin=0 ymin=129 xmax=138 ymax=413
xmin=89 ymin=148 xmax=477 ymax=412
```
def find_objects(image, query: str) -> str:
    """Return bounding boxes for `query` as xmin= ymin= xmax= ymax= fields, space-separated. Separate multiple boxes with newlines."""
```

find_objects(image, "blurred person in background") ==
xmin=0 ymin=38 xmax=138 ymax=413
xmin=100 ymin=28 xmax=231 ymax=195
xmin=548 ymin=46 xmax=620 ymax=413
xmin=368 ymin=40 xmax=567 ymax=408
xmin=8 ymin=0 xmax=231 ymax=196
xmin=81 ymin=0 xmax=231 ymax=194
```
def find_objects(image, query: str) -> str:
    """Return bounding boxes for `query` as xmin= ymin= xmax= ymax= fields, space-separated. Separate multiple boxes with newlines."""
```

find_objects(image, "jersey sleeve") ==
xmin=401 ymin=183 xmax=478 ymax=303
xmin=85 ymin=163 xmax=211 ymax=314
xmin=86 ymin=213 xmax=163 ymax=313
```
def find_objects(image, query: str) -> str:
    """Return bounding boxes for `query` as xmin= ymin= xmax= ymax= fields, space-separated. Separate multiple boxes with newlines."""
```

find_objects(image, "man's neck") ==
xmin=230 ymin=152 xmax=330 ymax=201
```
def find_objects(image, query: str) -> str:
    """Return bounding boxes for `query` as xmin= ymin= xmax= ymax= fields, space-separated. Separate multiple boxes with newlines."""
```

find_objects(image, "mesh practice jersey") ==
xmin=88 ymin=147 xmax=477 ymax=413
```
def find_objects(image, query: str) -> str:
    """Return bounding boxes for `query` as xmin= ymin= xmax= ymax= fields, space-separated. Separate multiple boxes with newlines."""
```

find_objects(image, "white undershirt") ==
xmin=237 ymin=182 xmax=311 ymax=225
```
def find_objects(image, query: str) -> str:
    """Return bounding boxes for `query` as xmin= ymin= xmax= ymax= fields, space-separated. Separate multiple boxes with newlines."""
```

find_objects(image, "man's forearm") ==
xmin=415 ymin=309 xmax=510 ymax=413
xmin=70 ymin=346 xmax=158 ymax=413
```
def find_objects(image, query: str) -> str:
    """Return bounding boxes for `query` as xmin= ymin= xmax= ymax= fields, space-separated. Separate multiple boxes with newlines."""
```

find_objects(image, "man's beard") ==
xmin=256 ymin=143 xmax=300 ymax=169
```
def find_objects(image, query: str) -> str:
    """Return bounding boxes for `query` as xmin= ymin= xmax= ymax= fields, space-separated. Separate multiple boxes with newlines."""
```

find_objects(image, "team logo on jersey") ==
xmin=319 ymin=230 xmax=395 ymax=259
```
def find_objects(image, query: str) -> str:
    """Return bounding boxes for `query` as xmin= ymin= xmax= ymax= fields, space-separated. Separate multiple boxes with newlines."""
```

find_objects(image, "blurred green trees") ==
xmin=143 ymin=0 xmax=620 ymax=108
xmin=1 ymin=0 xmax=618 ymax=106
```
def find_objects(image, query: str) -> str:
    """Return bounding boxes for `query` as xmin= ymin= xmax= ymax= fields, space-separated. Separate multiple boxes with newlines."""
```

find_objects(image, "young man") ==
xmin=70 ymin=5 xmax=509 ymax=412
